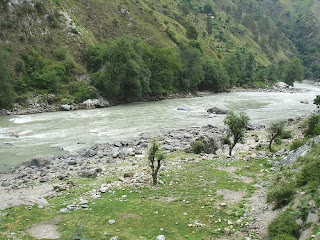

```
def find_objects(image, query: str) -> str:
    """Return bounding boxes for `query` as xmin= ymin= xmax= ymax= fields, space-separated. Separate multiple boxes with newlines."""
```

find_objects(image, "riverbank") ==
xmin=1 ymin=81 xmax=315 ymax=116
xmin=1 ymin=113 xmax=319 ymax=239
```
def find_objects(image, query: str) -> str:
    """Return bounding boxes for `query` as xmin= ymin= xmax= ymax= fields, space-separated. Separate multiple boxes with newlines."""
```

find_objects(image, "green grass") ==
xmin=0 ymin=150 xmax=276 ymax=239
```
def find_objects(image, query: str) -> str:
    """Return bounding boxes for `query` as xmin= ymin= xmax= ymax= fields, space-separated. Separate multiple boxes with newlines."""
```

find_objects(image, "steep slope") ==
xmin=0 ymin=0 xmax=305 ymax=109
xmin=261 ymin=0 xmax=320 ymax=79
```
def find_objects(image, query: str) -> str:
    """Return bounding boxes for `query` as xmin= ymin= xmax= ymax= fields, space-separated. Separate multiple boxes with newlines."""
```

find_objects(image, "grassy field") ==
xmin=0 ymin=150 xmax=274 ymax=240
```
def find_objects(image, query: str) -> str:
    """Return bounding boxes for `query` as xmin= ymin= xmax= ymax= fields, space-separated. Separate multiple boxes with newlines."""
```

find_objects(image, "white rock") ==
xmin=108 ymin=219 xmax=116 ymax=225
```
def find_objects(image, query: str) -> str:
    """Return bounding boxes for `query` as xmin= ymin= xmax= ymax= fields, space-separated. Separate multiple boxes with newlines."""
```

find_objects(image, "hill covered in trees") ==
xmin=0 ymin=0 xmax=317 ymax=109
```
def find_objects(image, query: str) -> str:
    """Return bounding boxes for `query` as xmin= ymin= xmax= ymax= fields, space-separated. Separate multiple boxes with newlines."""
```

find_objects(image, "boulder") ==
xmin=81 ymin=168 xmax=100 ymax=178
xmin=1 ymin=181 xmax=10 ymax=187
xmin=124 ymin=172 xmax=134 ymax=178
xmin=60 ymin=104 xmax=73 ymax=111
xmin=27 ymin=155 xmax=51 ymax=168
xmin=81 ymin=98 xmax=110 ymax=109
xmin=177 ymin=105 xmax=190 ymax=111
xmin=207 ymin=107 xmax=228 ymax=114
xmin=192 ymin=134 xmax=222 ymax=154
xmin=274 ymin=82 xmax=289 ymax=89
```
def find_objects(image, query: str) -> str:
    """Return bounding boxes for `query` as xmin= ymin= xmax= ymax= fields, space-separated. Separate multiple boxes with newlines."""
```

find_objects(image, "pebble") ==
xmin=109 ymin=219 xmax=116 ymax=225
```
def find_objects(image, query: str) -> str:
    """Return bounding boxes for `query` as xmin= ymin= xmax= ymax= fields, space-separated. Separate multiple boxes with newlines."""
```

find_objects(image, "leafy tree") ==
xmin=91 ymin=37 xmax=151 ymax=101
xmin=186 ymin=25 xmax=198 ymax=40
xmin=148 ymin=140 xmax=164 ymax=185
xmin=178 ymin=45 xmax=204 ymax=91
xmin=224 ymin=54 xmax=240 ymax=86
xmin=314 ymin=95 xmax=320 ymax=108
xmin=144 ymin=47 xmax=181 ymax=95
xmin=200 ymin=56 xmax=230 ymax=91
xmin=202 ymin=4 xmax=214 ymax=15
xmin=206 ymin=16 xmax=213 ymax=35
xmin=282 ymin=58 xmax=303 ymax=86
xmin=0 ymin=49 xmax=15 ymax=109
xmin=223 ymin=111 xmax=250 ymax=156
xmin=267 ymin=120 xmax=286 ymax=151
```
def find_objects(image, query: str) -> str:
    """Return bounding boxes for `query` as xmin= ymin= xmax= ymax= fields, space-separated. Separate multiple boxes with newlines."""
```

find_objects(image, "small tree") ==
xmin=314 ymin=95 xmax=320 ymax=108
xmin=267 ymin=120 xmax=286 ymax=152
xmin=223 ymin=111 xmax=250 ymax=156
xmin=148 ymin=140 xmax=164 ymax=185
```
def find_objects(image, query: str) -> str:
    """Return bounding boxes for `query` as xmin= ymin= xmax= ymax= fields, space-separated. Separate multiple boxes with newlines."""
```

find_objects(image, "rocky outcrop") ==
xmin=80 ymin=98 xmax=110 ymax=109
xmin=281 ymin=135 xmax=320 ymax=164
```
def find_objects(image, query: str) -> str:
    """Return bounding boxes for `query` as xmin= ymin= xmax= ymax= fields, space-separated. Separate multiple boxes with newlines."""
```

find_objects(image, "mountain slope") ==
xmin=0 ymin=0 xmax=312 ymax=109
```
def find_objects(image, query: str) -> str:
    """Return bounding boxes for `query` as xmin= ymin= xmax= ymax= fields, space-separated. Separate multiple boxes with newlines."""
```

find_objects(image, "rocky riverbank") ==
xmin=1 ymin=81 xmax=317 ymax=116
xmin=0 ymin=114 xmax=318 ymax=239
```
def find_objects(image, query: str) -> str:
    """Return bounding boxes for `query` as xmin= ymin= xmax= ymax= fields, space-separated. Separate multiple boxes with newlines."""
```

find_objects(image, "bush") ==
xmin=267 ymin=183 xmax=295 ymax=209
xmin=305 ymin=114 xmax=320 ymax=136
xmin=192 ymin=141 xmax=205 ymax=154
xmin=290 ymin=139 xmax=304 ymax=150
xmin=280 ymin=130 xmax=292 ymax=139
xmin=296 ymin=154 xmax=320 ymax=188
xmin=268 ymin=211 xmax=300 ymax=239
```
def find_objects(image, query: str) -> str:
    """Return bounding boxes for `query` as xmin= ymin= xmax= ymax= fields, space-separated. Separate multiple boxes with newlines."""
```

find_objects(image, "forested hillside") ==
xmin=260 ymin=0 xmax=320 ymax=79
xmin=0 ymin=0 xmax=315 ymax=109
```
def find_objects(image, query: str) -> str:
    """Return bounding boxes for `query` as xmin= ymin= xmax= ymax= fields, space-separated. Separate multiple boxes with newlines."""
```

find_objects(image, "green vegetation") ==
xmin=282 ymin=58 xmax=304 ymax=86
xmin=304 ymin=114 xmax=320 ymax=137
xmin=0 ymin=0 xmax=314 ymax=109
xmin=223 ymin=111 xmax=250 ymax=156
xmin=0 ymin=49 xmax=15 ymax=109
xmin=289 ymin=139 xmax=304 ymax=151
xmin=192 ymin=141 xmax=205 ymax=154
xmin=268 ymin=210 xmax=301 ymax=239
xmin=148 ymin=140 xmax=164 ymax=185
xmin=0 ymin=150 xmax=269 ymax=239
xmin=267 ymin=143 xmax=320 ymax=239
xmin=267 ymin=182 xmax=295 ymax=209
xmin=314 ymin=95 xmax=320 ymax=108
xmin=267 ymin=120 xmax=286 ymax=151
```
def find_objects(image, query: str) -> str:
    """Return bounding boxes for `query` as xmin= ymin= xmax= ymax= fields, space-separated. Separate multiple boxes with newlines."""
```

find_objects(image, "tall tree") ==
xmin=282 ymin=58 xmax=303 ymax=86
xmin=0 ymin=49 xmax=15 ymax=109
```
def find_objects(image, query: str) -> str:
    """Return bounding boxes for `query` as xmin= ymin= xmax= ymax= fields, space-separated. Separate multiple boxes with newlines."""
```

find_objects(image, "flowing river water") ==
xmin=1 ymin=82 xmax=320 ymax=172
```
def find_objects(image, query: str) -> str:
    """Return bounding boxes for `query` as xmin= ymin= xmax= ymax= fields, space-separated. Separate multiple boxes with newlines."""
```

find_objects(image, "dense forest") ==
xmin=0 ymin=0 xmax=317 ymax=109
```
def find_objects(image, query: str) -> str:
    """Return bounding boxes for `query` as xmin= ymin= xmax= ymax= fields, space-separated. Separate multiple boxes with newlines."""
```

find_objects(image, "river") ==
xmin=0 ymin=82 xmax=319 ymax=172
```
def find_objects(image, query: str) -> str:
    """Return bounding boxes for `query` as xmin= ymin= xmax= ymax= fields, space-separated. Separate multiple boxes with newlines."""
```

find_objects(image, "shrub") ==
xmin=267 ymin=183 xmax=295 ymax=209
xmin=305 ymin=114 xmax=320 ymax=137
xmin=296 ymin=154 xmax=320 ymax=188
xmin=192 ymin=141 xmax=205 ymax=154
xmin=280 ymin=130 xmax=292 ymax=139
xmin=290 ymin=139 xmax=304 ymax=151
xmin=35 ymin=1 xmax=46 ymax=15
xmin=268 ymin=211 xmax=300 ymax=239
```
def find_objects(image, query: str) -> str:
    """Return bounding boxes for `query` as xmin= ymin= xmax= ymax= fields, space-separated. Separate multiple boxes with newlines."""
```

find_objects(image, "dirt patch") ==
xmin=244 ymin=187 xmax=280 ymax=238
xmin=0 ymin=184 xmax=53 ymax=210
xmin=216 ymin=189 xmax=244 ymax=204
xmin=27 ymin=221 xmax=60 ymax=239
xmin=215 ymin=167 xmax=254 ymax=184
xmin=156 ymin=196 xmax=176 ymax=202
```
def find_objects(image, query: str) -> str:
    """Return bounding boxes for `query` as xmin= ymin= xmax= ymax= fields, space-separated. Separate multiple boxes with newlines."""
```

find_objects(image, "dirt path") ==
xmin=0 ymin=184 xmax=53 ymax=210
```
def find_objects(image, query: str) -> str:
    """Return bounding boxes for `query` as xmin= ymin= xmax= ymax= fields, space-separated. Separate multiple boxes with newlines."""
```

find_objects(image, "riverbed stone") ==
xmin=207 ymin=107 xmax=228 ymax=114
xmin=27 ymin=155 xmax=51 ymax=168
